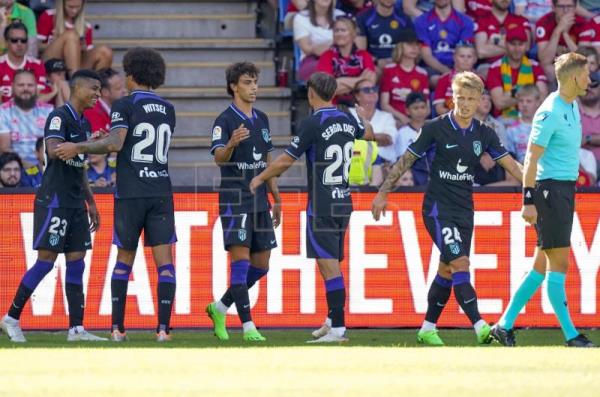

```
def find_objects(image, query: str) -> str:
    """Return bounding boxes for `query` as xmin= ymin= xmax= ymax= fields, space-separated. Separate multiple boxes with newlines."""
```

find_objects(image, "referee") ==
xmin=491 ymin=53 xmax=595 ymax=348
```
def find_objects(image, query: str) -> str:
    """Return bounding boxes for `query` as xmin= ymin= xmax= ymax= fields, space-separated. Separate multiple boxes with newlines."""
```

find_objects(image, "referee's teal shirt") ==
xmin=529 ymin=91 xmax=581 ymax=181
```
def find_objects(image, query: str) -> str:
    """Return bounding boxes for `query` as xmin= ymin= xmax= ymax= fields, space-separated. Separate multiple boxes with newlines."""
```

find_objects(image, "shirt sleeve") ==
xmin=486 ymin=66 xmax=502 ymax=91
xmin=529 ymin=110 xmax=555 ymax=148
xmin=534 ymin=18 xmax=552 ymax=43
xmin=85 ymin=24 xmax=94 ymax=50
xmin=0 ymin=109 xmax=9 ymax=134
xmin=356 ymin=12 xmax=368 ymax=37
xmin=407 ymin=122 xmax=435 ymax=158
xmin=379 ymin=68 xmax=392 ymax=93
xmin=285 ymin=118 xmax=315 ymax=159
xmin=19 ymin=6 xmax=38 ymax=37
xmin=293 ymin=13 xmax=311 ymax=41
xmin=36 ymin=11 xmax=52 ymax=42
xmin=484 ymin=124 xmax=509 ymax=160
xmin=44 ymin=112 xmax=67 ymax=141
xmin=210 ymin=115 xmax=231 ymax=155
xmin=110 ymin=99 xmax=130 ymax=131
xmin=381 ymin=112 xmax=397 ymax=138
xmin=316 ymin=50 xmax=334 ymax=75
xmin=459 ymin=15 xmax=475 ymax=42
xmin=362 ymin=51 xmax=375 ymax=71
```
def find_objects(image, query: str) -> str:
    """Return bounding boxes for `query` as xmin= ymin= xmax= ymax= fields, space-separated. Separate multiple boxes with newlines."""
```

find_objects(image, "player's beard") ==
xmin=14 ymin=94 xmax=37 ymax=110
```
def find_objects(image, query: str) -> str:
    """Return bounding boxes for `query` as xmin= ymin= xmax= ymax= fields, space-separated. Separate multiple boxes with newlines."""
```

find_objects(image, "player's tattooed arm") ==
xmin=371 ymin=151 xmax=418 ymax=221
xmin=82 ymin=171 xmax=100 ymax=232
xmin=497 ymin=155 xmax=524 ymax=184
xmin=54 ymin=128 xmax=127 ymax=160
xmin=379 ymin=151 xmax=418 ymax=193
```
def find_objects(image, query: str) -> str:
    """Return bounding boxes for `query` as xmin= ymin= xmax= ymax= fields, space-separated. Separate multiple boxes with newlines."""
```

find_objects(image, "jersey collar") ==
xmin=65 ymin=102 xmax=80 ymax=121
xmin=449 ymin=111 xmax=474 ymax=133
xmin=229 ymin=103 xmax=257 ymax=123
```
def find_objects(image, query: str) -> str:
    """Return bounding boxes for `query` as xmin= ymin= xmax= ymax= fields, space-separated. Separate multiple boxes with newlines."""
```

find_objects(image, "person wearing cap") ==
xmin=380 ymin=34 xmax=430 ymax=126
xmin=44 ymin=58 xmax=70 ymax=107
xmin=579 ymin=70 xmax=600 ymax=175
xmin=0 ymin=20 xmax=48 ymax=103
xmin=414 ymin=0 xmax=474 ymax=78
xmin=0 ymin=69 xmax=52 ymax=167
xmin=474 ymin=0 xmax=530 ymax=72
xmin=486 ymin=25 xmax=548 ymax=125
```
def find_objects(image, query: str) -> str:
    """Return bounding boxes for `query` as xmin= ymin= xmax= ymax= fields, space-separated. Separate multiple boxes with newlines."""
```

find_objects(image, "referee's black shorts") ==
xmin=534 ymin=179 xmax=576 ymax=250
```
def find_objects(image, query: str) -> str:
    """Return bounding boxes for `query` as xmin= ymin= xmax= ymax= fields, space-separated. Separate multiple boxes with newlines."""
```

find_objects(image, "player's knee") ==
xmin=65 ymin=258 xmax=85 ymax=285
xmin=112 ymin=261 xmax=132 ymax=280
xmin=157 ymin=264 xmax=176 ymax=283
xmin=449 ymin=257 xmax=470 ymax=272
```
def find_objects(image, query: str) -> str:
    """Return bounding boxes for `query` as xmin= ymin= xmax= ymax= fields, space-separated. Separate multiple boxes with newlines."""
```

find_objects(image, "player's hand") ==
xmin=371 ymin=191 xmax=388 ymax=221
xmin=55 ymin=142 xmax=80 ymax=160
xmin=272 ymin=201 xmax=281 ymax=228
xmin=88 ymin=202 xmax=100 ymax=232
xmin=521 ymin=204 xmax=537 ymax=225
xmin=227 ymin=124 xmax=250 ymax=148
xmin=249 ymin=176 xmax=264 ymax=195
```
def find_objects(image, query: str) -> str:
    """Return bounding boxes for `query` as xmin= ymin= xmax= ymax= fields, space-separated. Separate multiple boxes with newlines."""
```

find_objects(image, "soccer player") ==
xmin=491 ymin=53 xmax=596 ymax=348
xmin=205 ymin=62 xmax=281 ymax=342
xmin=371 ymin=71 xmax=523 ymax=346
xmin=54 ymin=48 xmax=177 ymax=343
xmin=249 ymin=72 xmax=374 ymax=343
xmin=0 ymin=70 xmax=106 ymax=343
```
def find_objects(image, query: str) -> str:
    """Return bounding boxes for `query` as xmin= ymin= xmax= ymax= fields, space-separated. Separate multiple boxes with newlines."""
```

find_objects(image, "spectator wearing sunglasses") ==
xmin=380 ymin=32 xmax=429 ymax=126
xmin=0 ymin=21 xmax=48 ymax=103
xmin=433 ymin=41 xmax=477 ymax=115
xmin=349 ymin=78 xmax=397 ymax=185
xmin=0 ymin=0 xmax=38 ymax=57
xmin=316 ymin=16 xmax=376 ymax=105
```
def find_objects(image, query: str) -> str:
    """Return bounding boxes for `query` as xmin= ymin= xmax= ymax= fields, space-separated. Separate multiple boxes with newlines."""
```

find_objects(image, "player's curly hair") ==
xmin=122 ymin=47 xmax=166 ymax=89
xmin=226 ymin=62 xmax=260 ymax=97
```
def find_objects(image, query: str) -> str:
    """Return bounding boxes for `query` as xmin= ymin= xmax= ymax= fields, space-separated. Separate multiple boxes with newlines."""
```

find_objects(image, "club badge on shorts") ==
xmin=238 ymin=229 xmax=247 ymax=241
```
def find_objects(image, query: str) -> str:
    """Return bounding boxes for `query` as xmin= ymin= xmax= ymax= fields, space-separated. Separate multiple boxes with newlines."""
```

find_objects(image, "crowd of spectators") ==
xmin=286 ymin=0 xmax=600 ymax=187
xmin=0 ymin=0 xmax=117 ymax=189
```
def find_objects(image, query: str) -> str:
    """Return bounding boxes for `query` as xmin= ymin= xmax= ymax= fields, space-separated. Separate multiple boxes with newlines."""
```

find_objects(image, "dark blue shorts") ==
xmin=306 ymin=215 xmax=351 ymax=260
xmin=220 ymin=211 xmax=277 ymax=253
xmin=33 ymin=204 xmax=91 ymax=253
xmin=423 ymin=205 xmax=473 ymax=264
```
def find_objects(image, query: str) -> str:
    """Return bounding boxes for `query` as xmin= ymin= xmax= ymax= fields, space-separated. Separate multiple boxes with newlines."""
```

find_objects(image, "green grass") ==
xmin=1 ymin=328 xmax=599 ymax=348
xmin=2 ymin=330 xmax=599 ymax=397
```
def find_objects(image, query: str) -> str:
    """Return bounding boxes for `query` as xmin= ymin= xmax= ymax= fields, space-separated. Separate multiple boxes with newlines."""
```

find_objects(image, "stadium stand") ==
xmin=86 ymin=0 xmax=294 ymax=186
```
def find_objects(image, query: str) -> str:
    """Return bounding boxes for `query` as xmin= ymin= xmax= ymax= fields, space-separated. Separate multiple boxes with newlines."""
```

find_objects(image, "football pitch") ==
xmin=1 ymin=329 xmax=599 ymax=397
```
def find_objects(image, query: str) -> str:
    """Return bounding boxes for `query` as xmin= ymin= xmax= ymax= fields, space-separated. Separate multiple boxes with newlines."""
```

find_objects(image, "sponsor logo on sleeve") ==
xmin=111 ymin=112 xmax=123 ymax=122
xmin=49 ymin=116 xmax=61 ymax=131
xmin=212 ymin=126 xmax=222 ymax=141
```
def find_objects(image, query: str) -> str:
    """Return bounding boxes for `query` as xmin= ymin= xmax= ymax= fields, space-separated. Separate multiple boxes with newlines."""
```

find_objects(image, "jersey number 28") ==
xmin=323 ymin=142 xmax=353 ymax=185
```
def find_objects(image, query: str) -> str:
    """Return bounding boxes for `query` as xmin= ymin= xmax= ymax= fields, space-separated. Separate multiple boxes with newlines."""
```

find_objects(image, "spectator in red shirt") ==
xmin=316 ymin=16 xmax=376 ymax=104
xmin=283 ymin=0 xmax=308 ymax=31
xmin=535 ymin=0 xmax=594 ymax=82
xmin=433 ymin=41 xmax=478 ymax=115
xmin=83 ymin=68 xmax=126 ymax=137
xmin=465 ymin=0 xmax=493 ymax=19
xmin=380 ymin=31 xmax=430 ymax=126
xmin=486 ymin=26 xmax=548 ymax=124
xmin=37 ymin=0 xmax=113 ymax=76
xmin=44 ymin=58 xmax=70 ymax=107
xmin=0 ymin=21 xmax=49 ymax=103
xmin=475 ymin=0 xmax=530 ymax=77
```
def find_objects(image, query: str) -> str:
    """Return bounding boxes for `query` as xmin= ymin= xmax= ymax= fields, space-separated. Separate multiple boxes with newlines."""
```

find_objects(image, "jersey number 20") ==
xmin=323 ymin=142 xmax=353 ymax=185
xmin=131 ymin=122 xmax=172 ymax=164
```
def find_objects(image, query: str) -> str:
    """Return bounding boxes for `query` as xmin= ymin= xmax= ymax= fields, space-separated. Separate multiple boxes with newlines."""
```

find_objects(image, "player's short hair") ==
xmin=552 ymin=0 xmax=576 ymax=6
xmin=13 ymin=69 xmax=36 ymax=82
xmin=97 ymin=68 xmax=119 ymax=90
xmin=3 ymin=20 xmax=28 ymax=40
xmin=516 ymin=84 xmax=541 ymax=100
xmin=406 ymin=92 xmax=427 ymax=108
xmin=225 ymin=62 xmax=260 ymax=97
xmin=122 ymin=47 xmax=166 ymax=89
xmin=451 ymin=71 xmax=484 ymax=95
xmin=307 ymin=72 xmax=337 ymax=101
xmin=0 ymin=152 xmax=23 ymax=170
xmin=555 ymin=52 xmax=588 ymax=84
xmin=70 ymin=69 xmax=102 ymax=89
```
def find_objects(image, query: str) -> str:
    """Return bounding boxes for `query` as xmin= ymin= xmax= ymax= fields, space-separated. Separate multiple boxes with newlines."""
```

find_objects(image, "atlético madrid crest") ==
xmin=238 ymin=229 xmax=247 ymax=241
xmin=473 ymin=141 xmax=482 ymax=156
xmin=262 ymin=128 xmax=271 ymax=143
